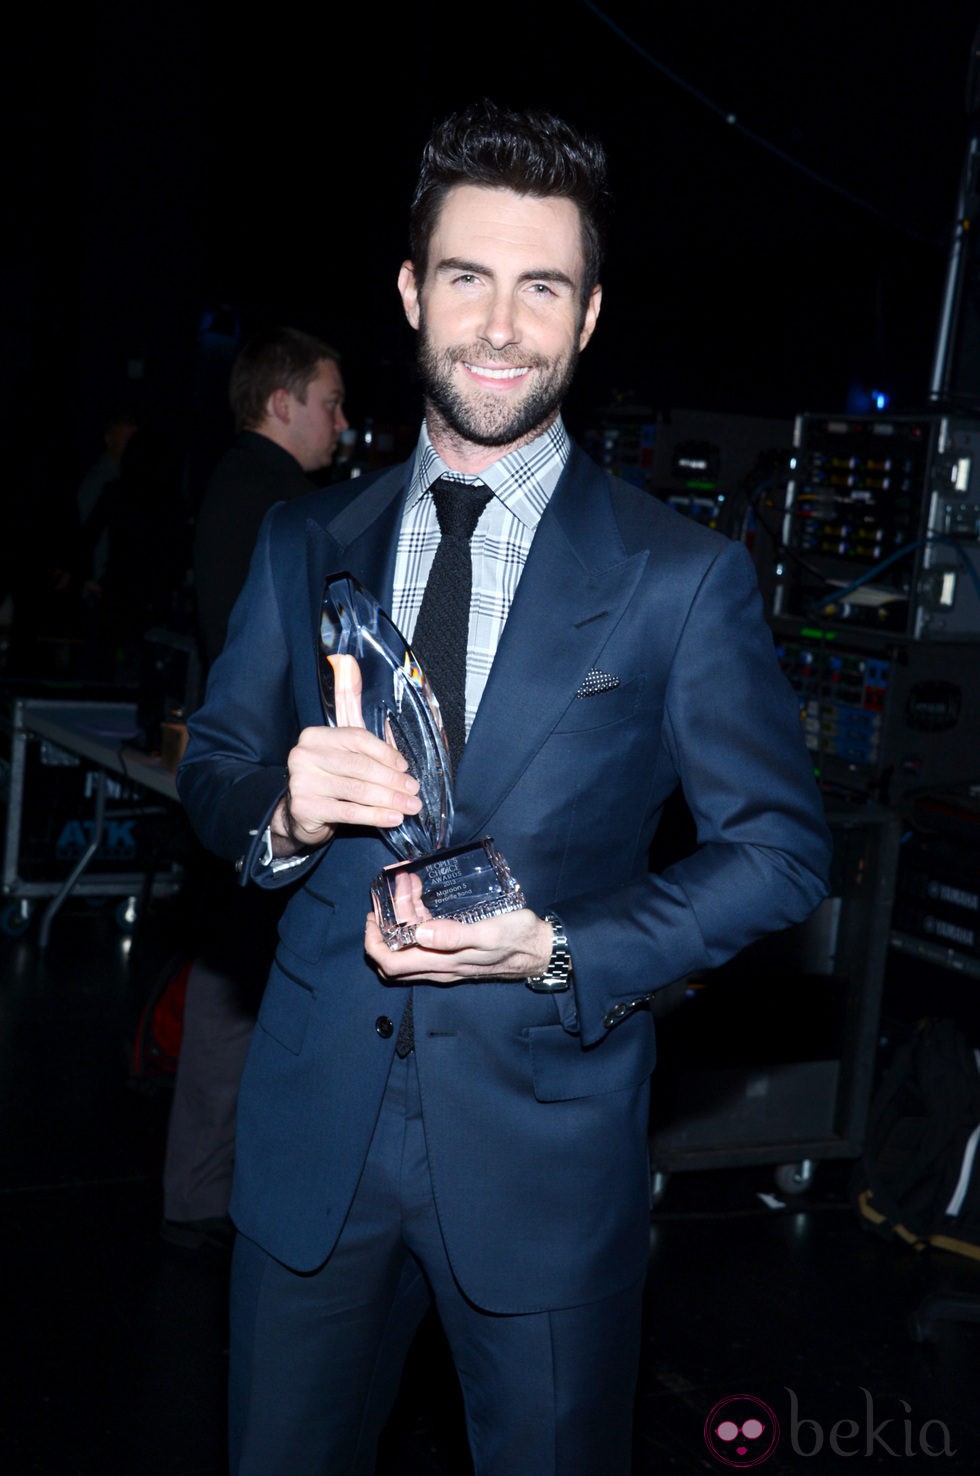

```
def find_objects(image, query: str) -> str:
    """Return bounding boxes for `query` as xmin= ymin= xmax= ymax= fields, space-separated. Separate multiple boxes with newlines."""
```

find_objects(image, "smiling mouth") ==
xmin=462 ymin=362 xmax=531 ymax=381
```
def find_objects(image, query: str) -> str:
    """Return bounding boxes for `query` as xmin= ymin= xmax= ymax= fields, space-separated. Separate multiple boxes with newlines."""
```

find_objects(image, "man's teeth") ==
xmin=464 ymin=363 xmax=530 ymax=380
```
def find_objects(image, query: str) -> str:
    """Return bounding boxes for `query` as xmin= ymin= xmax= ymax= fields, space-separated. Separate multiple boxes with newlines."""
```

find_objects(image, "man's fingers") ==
xmin=285 ymin=725 xmax=421 ymax=836
xmin=412 ymin=918 xmax=471 ymax=950
xmin=290 ymin=764 xmax=419 ymax=813
xmin=289 ymin=782 xmax=418 ymax=834
xmin=296 ymin=723 xmax=411 ymax=773
xmin=363 ymin=909 xmax=552 ymax=984
xmin=292 ymin=727 xmax=420 ymax=798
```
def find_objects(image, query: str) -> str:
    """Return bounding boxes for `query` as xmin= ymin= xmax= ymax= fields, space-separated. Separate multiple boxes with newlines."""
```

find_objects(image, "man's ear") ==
xmin=578 ymin=284 xmax=602 ymax=352
xmin=267 ymin=387 xmax=292 ymax=425
xmin=398 ymin=261 xmax=421 ymax=330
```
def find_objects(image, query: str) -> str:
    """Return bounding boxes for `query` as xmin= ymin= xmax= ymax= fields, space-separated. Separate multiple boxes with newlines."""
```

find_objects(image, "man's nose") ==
xmin=478 ymin=291 xmax=520 ymax=350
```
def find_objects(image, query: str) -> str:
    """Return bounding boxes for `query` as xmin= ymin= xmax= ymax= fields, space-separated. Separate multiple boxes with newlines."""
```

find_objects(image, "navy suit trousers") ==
xmin=229 ymin=1051 xmax=645 ymax=1476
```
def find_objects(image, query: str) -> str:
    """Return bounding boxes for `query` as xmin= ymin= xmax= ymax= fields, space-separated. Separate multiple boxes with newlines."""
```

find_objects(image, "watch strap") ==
xmin=525 ymin=911 xmax=572 ymax=992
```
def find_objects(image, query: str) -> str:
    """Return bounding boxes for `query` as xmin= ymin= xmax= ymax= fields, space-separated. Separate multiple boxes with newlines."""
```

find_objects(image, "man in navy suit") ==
xmin=178 ymin=100 xmax=832 ymax=1476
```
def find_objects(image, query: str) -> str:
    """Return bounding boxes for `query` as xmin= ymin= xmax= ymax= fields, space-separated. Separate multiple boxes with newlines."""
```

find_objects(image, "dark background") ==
xmin=8 ymin=0 xmax=980 ymax=493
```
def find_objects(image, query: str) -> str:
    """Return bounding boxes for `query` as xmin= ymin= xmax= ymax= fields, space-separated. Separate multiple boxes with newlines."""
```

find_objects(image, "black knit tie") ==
xmin=410 ymin=477 xmax=493 ymax=773
xmin=394 ymin=478 xmax=491 ymax=1060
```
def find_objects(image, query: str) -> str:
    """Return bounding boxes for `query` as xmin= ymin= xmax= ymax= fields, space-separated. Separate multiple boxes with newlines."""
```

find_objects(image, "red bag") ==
xmin=129 ymin=954 xmax=190 ymax=1089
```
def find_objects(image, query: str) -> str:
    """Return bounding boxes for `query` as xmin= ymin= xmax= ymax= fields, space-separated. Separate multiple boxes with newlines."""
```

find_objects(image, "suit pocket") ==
xmin=551 ymin=677 xmax=642 ymax=733
xmin=528 ymin=1015 xmax=656 ymax=1102
xmin=257 ymin=957 xmax=314 ymax=1055
xmin=277 ymin=889 xmax=337 ymax=965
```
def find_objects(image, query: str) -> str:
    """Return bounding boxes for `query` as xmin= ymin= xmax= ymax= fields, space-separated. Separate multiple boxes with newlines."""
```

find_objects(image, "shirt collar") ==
xmin=405 ymin=418 xmax=572 ymax=529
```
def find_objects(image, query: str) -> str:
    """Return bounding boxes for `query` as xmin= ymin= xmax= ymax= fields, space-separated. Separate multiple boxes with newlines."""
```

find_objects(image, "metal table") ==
xmin=1 ymin=697 xmax=184 ymax=946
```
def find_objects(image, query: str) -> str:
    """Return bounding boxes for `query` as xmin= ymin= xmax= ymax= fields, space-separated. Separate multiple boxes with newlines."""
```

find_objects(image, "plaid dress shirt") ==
xmin=392 ymin=418 xmax=572 ymax=739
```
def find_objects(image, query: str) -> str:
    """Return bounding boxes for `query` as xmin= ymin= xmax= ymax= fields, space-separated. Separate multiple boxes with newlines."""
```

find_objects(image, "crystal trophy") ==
xmin=319 ymin=573 xmax=525 ymax=949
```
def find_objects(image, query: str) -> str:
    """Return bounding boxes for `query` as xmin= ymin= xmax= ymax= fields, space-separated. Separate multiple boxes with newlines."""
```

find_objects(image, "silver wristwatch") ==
xmin=525 ymin=911 xmax=573 ymax=992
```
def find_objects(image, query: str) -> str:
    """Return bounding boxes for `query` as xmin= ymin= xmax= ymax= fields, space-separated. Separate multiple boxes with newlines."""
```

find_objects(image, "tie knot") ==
xmin=430 ymin=478 xmax=493 ymax=541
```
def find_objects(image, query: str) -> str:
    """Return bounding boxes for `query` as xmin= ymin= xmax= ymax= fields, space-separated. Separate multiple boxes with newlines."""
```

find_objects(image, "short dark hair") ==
xmin=408 ymin=99 xmax=611 ymax=309
xmin=229 ymin=327 xmax=340 ymax=432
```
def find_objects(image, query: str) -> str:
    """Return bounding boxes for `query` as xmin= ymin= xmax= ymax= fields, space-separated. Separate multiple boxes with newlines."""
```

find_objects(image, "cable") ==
xmin=579 ymin=0 xmax=944 ymax=250
xmin=805 ymin=538 xmax=923 ymax=612
xmin=805 ymin=532 xmax=980 ymax=614
xmin=742 ymin=471 xmax=832 ymax=586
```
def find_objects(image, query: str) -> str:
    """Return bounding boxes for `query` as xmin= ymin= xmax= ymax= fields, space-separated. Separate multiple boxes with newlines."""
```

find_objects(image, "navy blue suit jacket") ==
xmin=178 ymin=443 xmax=832 ymax=1310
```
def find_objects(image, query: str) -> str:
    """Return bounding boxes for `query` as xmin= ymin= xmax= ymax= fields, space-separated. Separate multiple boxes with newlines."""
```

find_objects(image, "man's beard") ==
xmin=416 ymin=321 xmax=581 ymax=449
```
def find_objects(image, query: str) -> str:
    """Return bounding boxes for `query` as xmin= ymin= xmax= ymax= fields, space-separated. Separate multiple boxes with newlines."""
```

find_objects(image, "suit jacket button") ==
xmin=375 ymin=1016 xmax=394 ymax=1039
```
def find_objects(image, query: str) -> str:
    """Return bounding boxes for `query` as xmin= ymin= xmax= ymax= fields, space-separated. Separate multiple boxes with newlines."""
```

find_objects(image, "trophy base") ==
xmin=371 ymin=837 xmax=526 ymax=950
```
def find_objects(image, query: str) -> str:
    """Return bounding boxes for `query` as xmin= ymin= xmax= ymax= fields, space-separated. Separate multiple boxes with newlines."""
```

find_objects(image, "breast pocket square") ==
xmin=575 ymin=668 xmax=621 ymax=698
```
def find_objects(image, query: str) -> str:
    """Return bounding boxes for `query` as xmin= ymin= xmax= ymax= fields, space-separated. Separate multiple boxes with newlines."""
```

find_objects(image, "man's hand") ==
xmin=364 ymin=907 xmax=553 ymax=984
xmin=270 ymin=725 xmax=421 ymax=856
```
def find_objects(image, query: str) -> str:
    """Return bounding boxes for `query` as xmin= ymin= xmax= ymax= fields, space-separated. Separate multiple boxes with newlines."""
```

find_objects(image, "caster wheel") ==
xmin=1 ymin=899 xmax=33 ymax=937
xmin=115 ymin=898 xmax=139 ymax=933
xmin=774 ymin=1159 xmax=817 ymax=1195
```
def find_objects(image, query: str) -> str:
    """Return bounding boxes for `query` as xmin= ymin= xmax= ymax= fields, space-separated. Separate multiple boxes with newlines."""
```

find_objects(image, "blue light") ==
xmin=845 ymin=383 xmax=893 ymax=414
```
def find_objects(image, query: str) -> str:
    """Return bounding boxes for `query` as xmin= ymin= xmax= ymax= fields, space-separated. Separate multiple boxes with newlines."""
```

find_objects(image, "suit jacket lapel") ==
xmin=456 ymin=450 xmax=649 ymax=840
xmin=304 ymin=462 xmax=408 ymax=618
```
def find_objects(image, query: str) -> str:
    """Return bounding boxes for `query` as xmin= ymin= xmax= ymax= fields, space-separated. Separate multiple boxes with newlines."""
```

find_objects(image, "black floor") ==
xmin=3 ymin=895 xmax=980 ymax=1475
